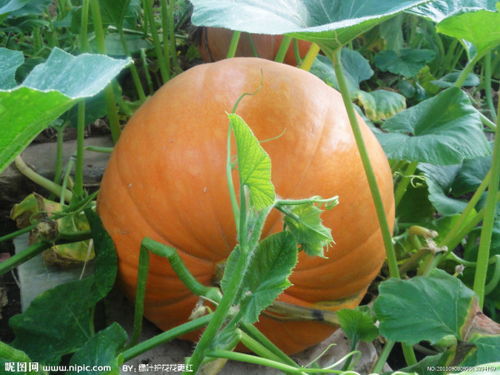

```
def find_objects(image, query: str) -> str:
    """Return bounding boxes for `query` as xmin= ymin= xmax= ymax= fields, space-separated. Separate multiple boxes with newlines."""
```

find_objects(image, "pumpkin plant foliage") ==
xmin=0 ymin=48 xmax=131 ymax=174
xmin=190 ymin=0 xmax=430 ymax=53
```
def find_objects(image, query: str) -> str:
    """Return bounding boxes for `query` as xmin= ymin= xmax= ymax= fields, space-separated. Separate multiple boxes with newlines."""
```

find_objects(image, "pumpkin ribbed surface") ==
xmin=98 ymin=57 xmax=394 ymax=354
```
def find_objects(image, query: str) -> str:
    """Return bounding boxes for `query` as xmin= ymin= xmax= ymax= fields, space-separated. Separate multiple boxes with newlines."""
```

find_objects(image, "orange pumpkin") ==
xmin=198 ymin=27 xmax=311 ymax=66
xmin=98 ymin=58 xmax=394 ymax=354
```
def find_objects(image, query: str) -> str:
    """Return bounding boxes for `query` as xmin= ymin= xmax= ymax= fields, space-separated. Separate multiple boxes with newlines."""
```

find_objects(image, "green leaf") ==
xmin=355 ymin=89 xmax=406 ymax=122
xmin=451 ymin=155 xmax=492 ymax=197
xmin=67 ymin=323 xmax=128 ymax=375
xmin=461 ymin=335 xmax=500 ymax=367
xmin=0 ymin=47 xmax=23 ymax=89
xmin=9 ymin=278 xmax=97 ymax=364
xmin=374 ymin=269 xmax=477 ymax=345
xmin=409 ymin=0 xmax=498 ymax=23
xmin=240 ymin=232 xmax=298 ymax=324
xmin=337 ymin=307 xmax=378 ymax=345
xmin=379 ymin=14 xmax=404 ymax=51
xmin=431 ymin=72 xmax=480 ymax=88
xmin=378 ymin=87 xmax=490 ymax=165
xmin=374 ymin=49 xmax=436 ymax=78
xmin=86 ymin=209 xmax=118 ymax=297
xmin=100 ymin=0 xmax=140 ymax=30
xmin=437 ymin=9 xmax=500 ymax=57
xmin=9 ymin=210 xmax=117 ymax=365
xmin=0 ymin=0 xmax=32 ymax=16
xmin=190 ymin=0 xmax=430 ymax=54
xmin=310 ymin=49 xmax=373 ymax=97
xmin=229 ymin=113 xmax=275 ymax=210
xmin=0 ymin=47 xmax=131 ymax=174
xmin=283 ymin=202 xmax=333 ymax=257
xmin=420 ymin=163 xmax=468 ymax=216
xmin=0 ymin=0 xmax=50 ymax=18
xmin=397 ymin=184 xmax=435 ymax=224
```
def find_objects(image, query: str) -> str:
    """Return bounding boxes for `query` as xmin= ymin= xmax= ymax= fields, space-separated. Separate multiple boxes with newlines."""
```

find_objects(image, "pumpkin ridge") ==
xmin=113 ymin=154 xmax=216 ymax=266
xmin=280 ymin=88 xmax=331 ymax=203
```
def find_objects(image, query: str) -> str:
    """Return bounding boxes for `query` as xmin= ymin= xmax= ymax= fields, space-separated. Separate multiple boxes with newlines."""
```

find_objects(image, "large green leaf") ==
xmin=191 ymin=0 xmax=430 ymax=54
xmin=240 ymin=232 xmax=298 ymax=324
xmin=9 ymin=211 xmax=117 ymax=365
xmin=420 ymin=163 xmax=468 ymax=216
xmin=437 ymin=8 xmax=500 ymax=58
xmin=67 ymin=323 xmax=128 ymax=375
xmin=229 ymin=113 xmax=275 ymax=210
xmin=409 ymin=0 xmax=498 ymax=22
xmin=374 ymin=269 xmax=477 ymax=345
xmin=0 ymin=47 xmax=23 ymax=89
xmin=0 ymin=0 xmax=31 ymax=16
xmin=419 ymin=152 xmax=494 ymax=216
xmin=0 ymin=47 xmax=131 ymax=174
xmin=374 ymin=48 xmax=436 ymax=78
xmin=378 ymin=87 xmax=490 ymax=165
xmin=0 ymin=0 xmax=50 ymax=18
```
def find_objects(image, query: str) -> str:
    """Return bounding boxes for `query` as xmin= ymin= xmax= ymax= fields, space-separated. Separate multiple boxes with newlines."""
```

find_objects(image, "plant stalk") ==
xmin=473 ymin=94 xmax=500 ymax=308
xmin=274 ymin=35 xmax=292 ymax=63
xmin=144 ymin=0 xmax=169 ymax=82
xmin=15 ymin=156 xmax=72 ymax=202
xmin=122 ymin=314 xmax=212 ymax=361
xmin=0 ymin=233 xmax=92 ymax=276
xmin=90 ymin=0 xmax=122 ymax=142
xmin=331 ymin=49 xmax=399 ymax=279
xmin=483 ymin=52 xmax=497 ymax=121
xmin=226 ymin=31 xmax=241 ymax=59
xmin=299 ymin=43 xmax=320 ymax=71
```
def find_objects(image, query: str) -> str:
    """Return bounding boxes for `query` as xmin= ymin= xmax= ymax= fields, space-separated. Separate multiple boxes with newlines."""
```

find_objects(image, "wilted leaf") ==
xmin=355 ymin=89 xmax=406 ymax=122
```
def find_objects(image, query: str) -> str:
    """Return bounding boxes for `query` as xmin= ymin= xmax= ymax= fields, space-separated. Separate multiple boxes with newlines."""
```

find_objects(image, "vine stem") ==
xmin=144 ymin=0 xmax=169 ymax=82
xmin=473 ymin=93 xmax=500 ymax=308
xmin=14 ymin=156 xmax=72 ymax=202
xmin=274 ymin=35 xmax=292 ymax=63
xmin=226 ymin=31 xmax=241 ymax=58
xmin=207 ymin=350 xmax=344 ymax=374
xmin=371 ymin=340 xmax=395 ymax=374
xmin=440 ymin=171 xmax=490 ymax=247
xmin=90 ymin=0 xmax=121 ymax=143
xmin=483 ymin=52 xmax=496 ymax=121
xmin=0 ymin=232 xmax=92 ymax=276
xmin=454 ymin=52 xmax=484 ymax=88
xmin=122 ymin=314 xmax=212 ymax=362
xmin=299 ymin=43 xmax=320 ymax=71
xmin=330 ymin=49 xmax=399 ymax=279
xmin=186 ymin=187 xmax=253 ymax=373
